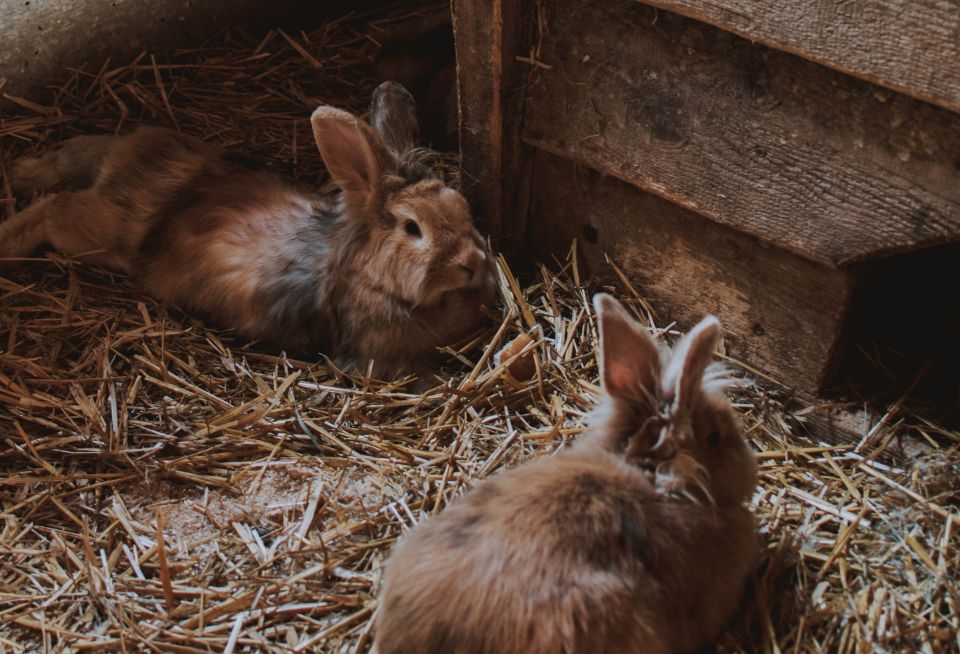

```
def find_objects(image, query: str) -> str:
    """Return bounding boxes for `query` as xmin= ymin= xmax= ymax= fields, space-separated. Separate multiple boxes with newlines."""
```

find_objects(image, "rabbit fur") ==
xmin=375 ymin=294 xmax=759 ymax=654
xmin=0 ymin=82 xmax=495 ymax=377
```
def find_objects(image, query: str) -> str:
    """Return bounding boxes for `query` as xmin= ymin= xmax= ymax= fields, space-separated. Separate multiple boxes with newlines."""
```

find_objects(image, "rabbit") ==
xmin=374 ymin=293 xmax=759 ymax=654
xmin=0 ymin=81 xmax=496 ymax=378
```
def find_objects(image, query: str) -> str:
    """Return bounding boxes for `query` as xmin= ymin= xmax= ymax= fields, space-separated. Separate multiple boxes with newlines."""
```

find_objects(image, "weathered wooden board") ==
xmin=527 ymin=149 xmax=854 ymax=394
xmin=522 ymin=0 xmax=960 ymax=266
xmin=452 ymin=0 xmax=534 ymax=244
xmin=638 ymin=0 xmax=960 ymax=114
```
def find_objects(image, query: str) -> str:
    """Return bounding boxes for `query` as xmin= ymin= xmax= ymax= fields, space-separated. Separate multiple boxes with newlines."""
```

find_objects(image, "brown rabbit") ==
xmin=0 ymin=82 xmax=495 ymax=377
xmin=375 ymin=294 xmax=759 ymax=654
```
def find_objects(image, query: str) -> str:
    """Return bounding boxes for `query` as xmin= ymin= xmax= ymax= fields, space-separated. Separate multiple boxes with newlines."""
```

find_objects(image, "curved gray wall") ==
xmin=0 ymin=0 xmax=329 ymax=99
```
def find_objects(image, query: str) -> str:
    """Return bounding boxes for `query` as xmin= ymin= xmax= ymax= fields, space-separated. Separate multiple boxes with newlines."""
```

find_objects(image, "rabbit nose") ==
xmin=459 ymin=247 xmax=486 ymax=281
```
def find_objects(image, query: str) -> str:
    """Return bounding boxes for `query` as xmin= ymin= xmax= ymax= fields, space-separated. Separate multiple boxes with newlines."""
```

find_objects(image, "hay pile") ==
xmin=1 ymin=3 xmax=958 ymax=652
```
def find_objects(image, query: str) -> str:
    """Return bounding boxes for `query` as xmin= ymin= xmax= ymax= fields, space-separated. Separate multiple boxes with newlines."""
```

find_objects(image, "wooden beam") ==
xmin=638 ymin=0 xmax=960 ymax=114
xmin=522 ymin=0 xmax=960 ymax=266
xmin=526 ymin=150 xmax=854 ymax=395
xmin=452 ymin=0 xmax=534 ymax=249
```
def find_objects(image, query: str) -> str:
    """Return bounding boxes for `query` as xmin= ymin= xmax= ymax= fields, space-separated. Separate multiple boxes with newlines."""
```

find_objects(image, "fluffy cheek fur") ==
xmin=418 ymin=265 xmax=465 ymax=306
xmin=711 ymin=437 xmax=758 ymax=507
xmin=366 ymin=233 xmax=433 ymax=305
xmin=374 ymin=233 xmax=480 ymax=308
xmin=692 ymin=395 xmax=758 ymax=507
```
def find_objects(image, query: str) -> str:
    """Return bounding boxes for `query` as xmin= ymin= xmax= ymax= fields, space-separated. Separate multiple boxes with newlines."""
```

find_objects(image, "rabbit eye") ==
xmin=403 ymin=219 xmax=422 ymax=238
xmin=707 ymin=430 xmax=721 ymax=447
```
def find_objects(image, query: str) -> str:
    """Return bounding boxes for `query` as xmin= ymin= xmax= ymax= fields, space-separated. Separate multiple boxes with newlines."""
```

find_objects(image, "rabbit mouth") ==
xmin=444 ymin=266 xmax=487 ymax=292
xmin=414 ymin=277 xmax=481 ymax=310
xmin=415 ymin=283 xmax=459 ymax=308
xmin=461 ymin=269 xmax=488 ymax=290
xmin=413 ymin=258 xmax=494 ymax=308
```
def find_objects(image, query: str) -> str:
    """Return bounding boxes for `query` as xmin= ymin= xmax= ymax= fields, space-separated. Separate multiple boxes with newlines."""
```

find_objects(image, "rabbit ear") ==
xmin=311 ymin=106 xmax=393 ymax=195
xmin=370 ymin=81 xmax=420 ymax=154
xmin=662 ymin=315 xmax=720 ymax=412
xmin=594 ymin=293 xmax=661 ymax=405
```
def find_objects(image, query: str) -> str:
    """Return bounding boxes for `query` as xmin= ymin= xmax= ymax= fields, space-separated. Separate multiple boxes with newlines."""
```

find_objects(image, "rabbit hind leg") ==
xmin=0 ymin=191 xmax=130 ymax=271
xmin=0 ymin=195 xmax=58 ymax=267
xmin=9 ymin=135 xmax=118 ymax=195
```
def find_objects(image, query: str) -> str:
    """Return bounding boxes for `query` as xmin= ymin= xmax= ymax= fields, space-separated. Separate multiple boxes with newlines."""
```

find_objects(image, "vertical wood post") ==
xmin=452 ymin=0 xmax=533 ymax=249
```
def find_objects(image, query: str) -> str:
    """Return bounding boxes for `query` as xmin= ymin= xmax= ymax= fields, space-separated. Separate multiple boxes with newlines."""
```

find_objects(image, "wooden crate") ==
xmin=453 ymin=0 xmax=960 ymax=395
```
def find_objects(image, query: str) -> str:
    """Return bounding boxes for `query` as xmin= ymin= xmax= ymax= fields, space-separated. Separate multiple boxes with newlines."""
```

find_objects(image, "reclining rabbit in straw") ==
xmin=375 ymin=294 xmax=759 ymax=654
xmin=1 ymin=81 xmax=495 ymax=378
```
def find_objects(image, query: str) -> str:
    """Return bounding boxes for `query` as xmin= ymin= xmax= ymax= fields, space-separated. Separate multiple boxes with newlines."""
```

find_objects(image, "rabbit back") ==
xmin=61 ymin=127 xmax=334 ymax=346
xmin=133 ymin=160 xmax=335 ymax=348
xmin=376 ymin=447 xmax=757 ymax=654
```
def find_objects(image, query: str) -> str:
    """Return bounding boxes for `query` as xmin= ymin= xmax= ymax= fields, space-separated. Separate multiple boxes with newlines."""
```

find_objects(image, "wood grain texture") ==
xmin=522 ymin=0 xmax=960 ymax=266
xmin=452 ymin=0 xmax=502 ymax=235
xmin=638 ymin=0 xmax=960 ymax=114
xmin=527 ymin=150 xmax=854 ymax=394
xmin=452 ymin=0 xmax=534 ymax=245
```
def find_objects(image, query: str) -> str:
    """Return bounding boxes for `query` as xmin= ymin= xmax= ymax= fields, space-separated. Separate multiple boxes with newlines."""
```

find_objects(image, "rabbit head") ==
xmin=310 ymin=82 xmax=491 ymax=310
xmin=587 ymin=294 xmax=757 ymax=508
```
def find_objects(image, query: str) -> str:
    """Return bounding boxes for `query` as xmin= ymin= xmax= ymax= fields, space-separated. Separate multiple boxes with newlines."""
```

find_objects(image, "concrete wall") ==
xmin=0 ymin=0 xmax=331 ymax=99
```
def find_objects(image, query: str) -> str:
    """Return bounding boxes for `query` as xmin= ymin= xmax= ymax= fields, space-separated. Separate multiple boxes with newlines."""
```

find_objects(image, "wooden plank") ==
xmin=452 ymin=0 xmax=504 ymax=236
xmin=521 ymin=0 xmax=960 ymax=266
xmin=452 ymin=0 xmax=534 ymax=247
xmin=638 ymin=0 xmax=960 ymax=114
xmin=527 ymin=149 xmax=854 ymax=394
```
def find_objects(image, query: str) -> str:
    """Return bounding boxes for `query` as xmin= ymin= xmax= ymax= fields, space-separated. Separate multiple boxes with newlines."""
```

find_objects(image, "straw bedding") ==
xmin=1 ymin=3 xmax=958 ymax=652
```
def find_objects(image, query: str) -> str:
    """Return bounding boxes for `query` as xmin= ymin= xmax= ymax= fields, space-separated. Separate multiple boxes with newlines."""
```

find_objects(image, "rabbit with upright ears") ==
xmin=1 ymin=81 xmax=495 ymax=378
xmin=375 ymin=294 xmax=759 ymax=654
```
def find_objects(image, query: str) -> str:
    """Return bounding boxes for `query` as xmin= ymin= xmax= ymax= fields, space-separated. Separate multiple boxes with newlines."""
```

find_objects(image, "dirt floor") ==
xmin=1 ymin=3 xmax=958 ymax=652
